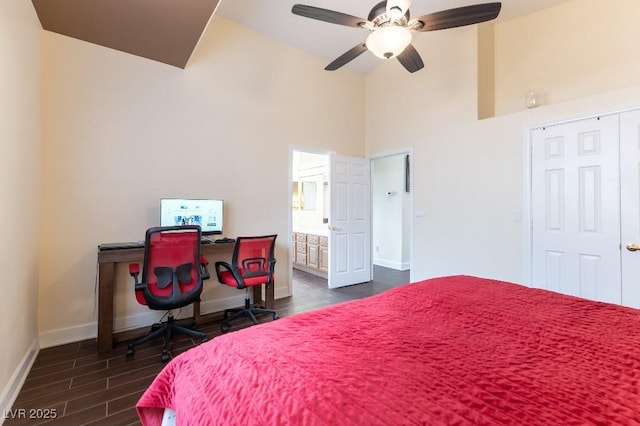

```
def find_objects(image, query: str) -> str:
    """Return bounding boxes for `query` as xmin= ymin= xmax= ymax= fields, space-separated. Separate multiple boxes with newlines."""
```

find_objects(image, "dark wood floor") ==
xmin=6 ymin=266 xmax=410 ymax=425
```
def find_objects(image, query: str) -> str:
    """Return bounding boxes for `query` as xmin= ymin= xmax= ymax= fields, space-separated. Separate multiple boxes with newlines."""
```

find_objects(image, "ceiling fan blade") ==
xmin=325 ymin=43 xmax=368 ymax=71
xmin=396 ymin=44 xmax=424 ymax=73
xmin=414 ymin=2 xmax=502 ymax=32
xmin=292 ymin=4 xmax=368 ymax=28
xmin=387 ymin=0 xmax=412 ymax=16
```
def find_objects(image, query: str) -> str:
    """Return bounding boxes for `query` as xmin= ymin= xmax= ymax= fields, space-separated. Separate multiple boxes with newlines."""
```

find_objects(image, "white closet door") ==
xmin=531 ymin=114 xmax=621 ymax=304
xmin=620 ymin=109 xmax=640 ymax=308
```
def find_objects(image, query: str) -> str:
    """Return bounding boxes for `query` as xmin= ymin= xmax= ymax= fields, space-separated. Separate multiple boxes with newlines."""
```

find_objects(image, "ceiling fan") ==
xmin=291 ymin=1 xmax=501 ymax=73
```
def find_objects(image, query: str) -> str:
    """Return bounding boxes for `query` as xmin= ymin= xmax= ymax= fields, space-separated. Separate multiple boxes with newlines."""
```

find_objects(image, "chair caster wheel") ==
xmin=160 ymin=352 xmax=170 ymax=363
xmin=221 ymin=324 xmax=229 ymax=333
xmin=273 ymin=314 xmax=279 ymax=320
xmin=201 ymin=336 xmax=208 ymax=343
xmin=126 ymin=346 xmax=134 ymax=357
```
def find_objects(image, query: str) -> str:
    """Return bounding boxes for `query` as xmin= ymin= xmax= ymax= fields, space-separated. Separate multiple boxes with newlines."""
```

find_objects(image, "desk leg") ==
xmin=266 ymin=280 xmax=275 ymax=309
xmin=253 ymin=281 xmax=275 ymax=309
xmin=98 ymin=262 xmax=115 ymax=353
xmin=193 ymin=300 xmax=201 ymax=325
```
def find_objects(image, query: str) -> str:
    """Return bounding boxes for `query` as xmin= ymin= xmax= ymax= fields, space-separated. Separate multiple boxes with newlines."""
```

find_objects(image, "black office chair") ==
xmin=215 ymin=235 xmax=278 ymax=333
xmin=126 ymin=225 xmax=210 ymax=362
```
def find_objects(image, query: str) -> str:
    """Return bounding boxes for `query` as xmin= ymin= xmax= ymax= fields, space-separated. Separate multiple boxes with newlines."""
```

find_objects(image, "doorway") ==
xmin=290 ymin=149 xmax=331 ymax=293
xmin=289 ymin=149 xmax=411 ymax=296
xmin=371 ymin=153 xmax=412 ymax=273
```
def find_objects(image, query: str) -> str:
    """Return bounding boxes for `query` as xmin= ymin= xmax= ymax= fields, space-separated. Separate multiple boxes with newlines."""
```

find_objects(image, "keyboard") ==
xmin=98 ymin=241 xmax=144 ymax=250
xmin=214 ymin=237 xmax=236 ymax=244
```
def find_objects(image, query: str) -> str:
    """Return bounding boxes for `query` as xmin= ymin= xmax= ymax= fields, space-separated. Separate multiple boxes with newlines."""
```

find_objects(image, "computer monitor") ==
xmin=160 ymin=198 xmax=224 ymax=235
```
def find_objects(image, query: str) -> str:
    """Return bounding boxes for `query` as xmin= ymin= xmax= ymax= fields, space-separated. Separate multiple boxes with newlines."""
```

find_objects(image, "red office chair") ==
xmin=126 ymin=225 xmax=210 ymax=362
xmin=215 ymin=235 xmax=278 ymax=333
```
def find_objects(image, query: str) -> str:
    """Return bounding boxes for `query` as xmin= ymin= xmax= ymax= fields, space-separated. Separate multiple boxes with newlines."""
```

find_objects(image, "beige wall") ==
xmin=39 ymin=16 xmax=365 ymax=344
xmin=0 ymin=0 xmax=42 ymax=412
xmin=494 ymin=0 xmax=640 ymax=115
xmin=366 ymin=0 xmax=640 ymax=283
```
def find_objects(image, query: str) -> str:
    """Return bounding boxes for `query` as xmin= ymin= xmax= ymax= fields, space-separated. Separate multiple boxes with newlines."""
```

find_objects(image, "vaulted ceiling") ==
xmin=31 ymin=0 xmax=571 ymax=73
xmin=31 ymin=0 xmax=220 ymax=68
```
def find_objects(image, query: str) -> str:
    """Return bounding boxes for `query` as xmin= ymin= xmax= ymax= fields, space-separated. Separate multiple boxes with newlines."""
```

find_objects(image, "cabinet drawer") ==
xmin=296 ymin=253 xmax=307 ymax=264
xmin=307 ymin=234 xmax=319 ymax=244
xmin=319 ymin=236 xmax=328 ymax=247
xmin=296 ymin=242 xmax=307 ymax=254
xmin=296 ymin=233 xmax=307 ymax=243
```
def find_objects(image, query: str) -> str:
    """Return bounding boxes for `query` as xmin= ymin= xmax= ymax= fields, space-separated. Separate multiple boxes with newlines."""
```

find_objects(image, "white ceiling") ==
xmin=216 ymin=0 xmax=570 ymax=74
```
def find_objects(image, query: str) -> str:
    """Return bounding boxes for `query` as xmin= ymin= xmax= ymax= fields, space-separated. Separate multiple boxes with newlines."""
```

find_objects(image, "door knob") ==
xmin=328 ymin=225 xmax=339 ymax=231
xmin=627 ymin=243 xmax=640 ymax=252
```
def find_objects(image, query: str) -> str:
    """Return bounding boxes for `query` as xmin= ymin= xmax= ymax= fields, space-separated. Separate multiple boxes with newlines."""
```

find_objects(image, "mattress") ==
xmin=137 ymin=275 xmax=640 ymax=425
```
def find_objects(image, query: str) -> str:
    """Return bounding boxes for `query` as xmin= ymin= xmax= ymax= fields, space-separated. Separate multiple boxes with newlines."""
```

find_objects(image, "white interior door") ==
xmin=531 ymin=114 xmax=622 ymax=304
xmin=620 ymin=109 xmax=640 ymax=308
xmin=328 ymin=155 xmax=371 ymax=288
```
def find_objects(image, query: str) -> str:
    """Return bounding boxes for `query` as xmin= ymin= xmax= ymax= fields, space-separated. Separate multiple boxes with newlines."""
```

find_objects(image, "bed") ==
xmin=136 ymin=275 xmax=640 ymax=425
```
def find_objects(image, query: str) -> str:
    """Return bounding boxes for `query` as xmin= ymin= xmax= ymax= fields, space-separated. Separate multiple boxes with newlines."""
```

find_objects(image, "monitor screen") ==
xmin=160 ymin=198 xmax=224 ymax=235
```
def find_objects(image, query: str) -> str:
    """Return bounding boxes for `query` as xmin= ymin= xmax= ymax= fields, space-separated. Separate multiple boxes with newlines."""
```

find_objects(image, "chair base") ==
xmin=221 ymin=297 xmax=278 ymax=333
xmin=126 ymin=315 xmax=208 ymax=362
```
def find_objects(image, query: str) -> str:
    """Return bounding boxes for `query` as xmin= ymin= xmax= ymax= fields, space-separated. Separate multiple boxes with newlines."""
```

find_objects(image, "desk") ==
xmin=96 ymin=242 xmax=275 ymax=353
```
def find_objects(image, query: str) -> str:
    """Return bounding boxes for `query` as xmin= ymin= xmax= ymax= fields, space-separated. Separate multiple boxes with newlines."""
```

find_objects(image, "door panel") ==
xmin=329 ymin=155 xmax=371 ymax=288
xmin=620 ymin=109 xmax=640 ymax=308
xmin=531 ymin=115 xmax=621 ymax=304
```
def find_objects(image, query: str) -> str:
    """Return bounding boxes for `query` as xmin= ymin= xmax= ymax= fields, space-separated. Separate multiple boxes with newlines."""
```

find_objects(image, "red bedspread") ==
xmin=137 ymin=275 xmax=640 ymax=425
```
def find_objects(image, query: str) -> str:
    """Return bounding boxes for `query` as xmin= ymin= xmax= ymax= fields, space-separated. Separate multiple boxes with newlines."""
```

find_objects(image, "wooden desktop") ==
xmin=96 ymin=241 xmax=275 ymax=353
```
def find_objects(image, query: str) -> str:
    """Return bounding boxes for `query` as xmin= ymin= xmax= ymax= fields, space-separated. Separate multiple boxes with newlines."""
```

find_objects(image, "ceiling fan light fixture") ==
xmin=387 ymin=0 xmax=412 ymax=16
xmin=388 ymin=6 xmax=404 ymax=20
xmin=366 ymin=26 xmax=412 ymax=59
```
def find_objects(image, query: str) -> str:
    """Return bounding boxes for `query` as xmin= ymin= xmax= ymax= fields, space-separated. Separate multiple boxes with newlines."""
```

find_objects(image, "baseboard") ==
xmin=198 ymin=295 xmax=245 ymax=316
xmin=38 ymin=286 xmax=290 ymax=349
xmin=39 ymin=322 xmax=99 ymax=349
xmin=0 ymin=337 xmax=39 ymax=425
xmin=38 ymin=294 xmax=248 ymax=349
xmin=275 ymin=286 xmax=289 ymax=300
xmin=373 ymin=258 xmax=410 ymax=271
